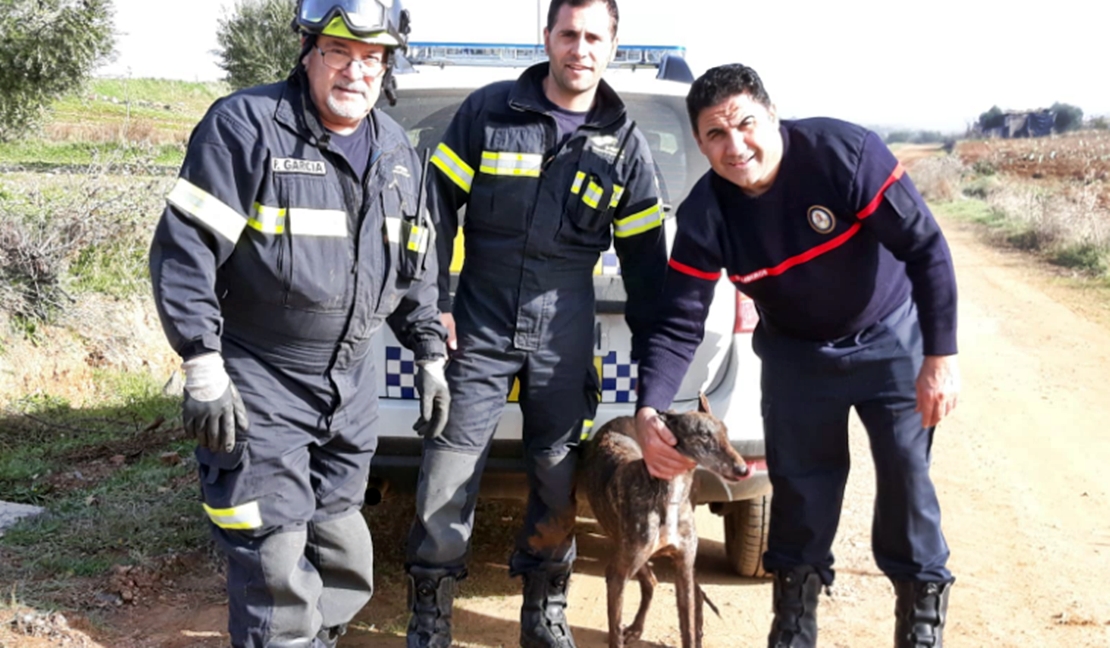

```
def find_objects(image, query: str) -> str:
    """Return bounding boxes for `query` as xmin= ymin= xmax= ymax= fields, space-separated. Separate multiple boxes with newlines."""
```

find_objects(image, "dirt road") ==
xmin=9 ymin=212 xmax=1110 ymax=647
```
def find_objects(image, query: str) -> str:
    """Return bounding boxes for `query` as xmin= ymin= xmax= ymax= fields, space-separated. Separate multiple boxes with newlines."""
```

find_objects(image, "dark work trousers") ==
xmin=199 ymin=338 xmax=377 ymax=648
xmin=405 ymin=272 xmax=594 ymax=577
xmin=752 ymin=297 xmax=952 ymax=586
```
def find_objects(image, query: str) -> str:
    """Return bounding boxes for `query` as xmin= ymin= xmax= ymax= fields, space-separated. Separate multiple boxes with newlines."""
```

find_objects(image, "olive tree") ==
xmin=0 ymin=0 xmax=116 ymax=141
xmin=215 ymin=0 xmax=301 ymax=91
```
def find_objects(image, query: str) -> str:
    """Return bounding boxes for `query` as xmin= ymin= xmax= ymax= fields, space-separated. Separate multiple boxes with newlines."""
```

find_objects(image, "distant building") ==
xmin=976 ymin=109 xmax=1056 ymax=139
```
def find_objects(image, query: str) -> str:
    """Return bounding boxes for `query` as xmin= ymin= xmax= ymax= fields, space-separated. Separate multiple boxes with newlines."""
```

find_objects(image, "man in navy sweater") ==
xmin=634 ymin=64 xmax=960 ymax=648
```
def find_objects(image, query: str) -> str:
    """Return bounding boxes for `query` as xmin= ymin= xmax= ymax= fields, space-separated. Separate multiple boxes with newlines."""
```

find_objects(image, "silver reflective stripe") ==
xmin=248 ymin=203 xmax=286 ymax=234
xmin=571 ymin=171 xmax=586 ymax=194
xmin=582 ymin=180 xmax=604 ymax=209
xmin=202 ymin=501 xmax=262 ymax=530
xmin=614 ymin=202 xmax=663 ymax=238
xmin=431 ymin=142 xmax=474 ymax=193
xmin=609 ymin=184 xmax=625 ymax=208
xmin=288 ymin=208 xmax=347 ymax=237
xmin=166 ymin=177 xmax=246 ymax=244
xmin=385 ymin=216 xmax=402 ymax=243
xmin=479 ymin=151 xmax=542 ymax=177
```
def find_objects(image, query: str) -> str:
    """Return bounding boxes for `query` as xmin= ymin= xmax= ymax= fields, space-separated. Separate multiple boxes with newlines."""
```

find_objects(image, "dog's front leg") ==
xmin=605 ymin=561 xmax=631 ymax=648
xmin=674 ymin=542 xmax=699 ymax=648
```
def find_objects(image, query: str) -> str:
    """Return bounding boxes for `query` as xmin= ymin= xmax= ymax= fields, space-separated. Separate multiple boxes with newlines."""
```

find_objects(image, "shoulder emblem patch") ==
xmin=272 ymin=157 xmax=326 ymax=176
xmin=807 ymin=205 xmax=836 ymax=234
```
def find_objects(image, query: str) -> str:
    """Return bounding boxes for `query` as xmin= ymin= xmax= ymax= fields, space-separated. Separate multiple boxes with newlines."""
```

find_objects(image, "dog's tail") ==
xmin=697 ymin=583 xmax=720 ymax=618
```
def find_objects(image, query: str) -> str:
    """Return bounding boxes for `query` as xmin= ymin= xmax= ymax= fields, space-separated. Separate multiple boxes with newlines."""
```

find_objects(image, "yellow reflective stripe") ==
xmin=431 ymin=143 xmax=474 ymax=193
xmin=478 ymin=151 xmax=542 ymax=177
xmin=609 ymin=184 xmax=625 ymax=209
xmin=582 ymin=180 xmax=604 ymax=209
xmin=614 ymin=203 xmax=664 ymax=238
xmin=203 ymin=501 xmax=262 ymax=530
xmin=407 ymin=224 xmax=430 ymax=253
xmin=247 ymin=203 xmax=286 ymax=234
xmin=571 ymin=171 xmax=586 ymax=194
xmin=580 ymin=419 xmax=595 ymax=441
xmin=288 ymin=208 xmax=347 ymax=237
xmin=166 ymin=178 xmax=246 ymax=244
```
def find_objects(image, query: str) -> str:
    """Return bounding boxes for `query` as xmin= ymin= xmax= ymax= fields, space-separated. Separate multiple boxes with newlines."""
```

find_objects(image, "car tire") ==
xmin=722 ymin=494 xmax=771 ymax=578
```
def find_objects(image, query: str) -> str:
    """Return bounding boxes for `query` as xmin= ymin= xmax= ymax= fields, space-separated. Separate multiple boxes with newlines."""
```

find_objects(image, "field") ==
xmin=956 ymin=130 xmax=1110 ymax=207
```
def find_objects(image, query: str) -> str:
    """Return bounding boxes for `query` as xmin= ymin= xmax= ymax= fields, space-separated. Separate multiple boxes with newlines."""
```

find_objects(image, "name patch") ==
xmin=272 ymin=157 xmax=326 ymax=175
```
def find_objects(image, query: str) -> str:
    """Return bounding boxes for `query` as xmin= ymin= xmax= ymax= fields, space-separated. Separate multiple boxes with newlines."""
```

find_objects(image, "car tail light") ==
xmin=734 ymin=291 xmax=759 ymax=334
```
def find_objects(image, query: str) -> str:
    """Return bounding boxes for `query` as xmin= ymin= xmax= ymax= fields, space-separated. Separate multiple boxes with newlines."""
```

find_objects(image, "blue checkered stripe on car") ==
xmin=385 ymin=346 xmax=418 ymax=399
xmin=599 ymin=351 xmax=637 ymax=403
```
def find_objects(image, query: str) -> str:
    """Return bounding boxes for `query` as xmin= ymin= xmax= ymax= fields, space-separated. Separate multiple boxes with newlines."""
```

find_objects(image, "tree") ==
xmin=0 ymin=0 xmax=116 ymax=142
xmin=216 ymin=0 xmax=301 ymax=91
xmin=978 ymin=105 xmax=1005 ymax=131
xmin=1051 ymin=102 xmax=1084 ymax=133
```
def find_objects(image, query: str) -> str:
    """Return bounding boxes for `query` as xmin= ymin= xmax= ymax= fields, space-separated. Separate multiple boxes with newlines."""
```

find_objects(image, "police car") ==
xmin=371 ymin=42 xmax=772 ymax=577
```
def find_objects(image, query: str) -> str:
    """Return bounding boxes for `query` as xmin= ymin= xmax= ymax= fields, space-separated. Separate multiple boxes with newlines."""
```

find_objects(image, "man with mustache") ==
xmin=402 ymin=1 xmax=667 ymax=647
xmin=148 ymin=2 xmax=448 ymax=646
xmin=634 ymin=63 xmax=960 ymax=648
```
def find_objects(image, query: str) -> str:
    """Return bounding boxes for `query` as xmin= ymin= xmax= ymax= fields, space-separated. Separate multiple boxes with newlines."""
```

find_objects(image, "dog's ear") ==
xmin=698 ymin=393 xmax=712 ymax=416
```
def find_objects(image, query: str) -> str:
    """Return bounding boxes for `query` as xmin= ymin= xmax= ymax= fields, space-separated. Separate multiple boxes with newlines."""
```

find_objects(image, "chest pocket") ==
xmin=275 ymin=174 xmax=353 ymax=313
xmin=468 ymin=120 xmax=544 ymax=235
xmin=557 ymin=131 xmax=632 ymax=250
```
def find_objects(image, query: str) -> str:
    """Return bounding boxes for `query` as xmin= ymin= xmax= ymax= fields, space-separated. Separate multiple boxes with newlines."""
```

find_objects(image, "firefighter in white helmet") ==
xmin=149 ymin=1 xmax=448 ymax=646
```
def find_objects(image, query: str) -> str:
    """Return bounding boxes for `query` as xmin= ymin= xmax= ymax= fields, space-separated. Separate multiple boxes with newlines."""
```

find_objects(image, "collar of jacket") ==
xmin=274 ymin=67 xmax=404 ymax=157
xmin=508 ymin=62 xmax=627 ymax=130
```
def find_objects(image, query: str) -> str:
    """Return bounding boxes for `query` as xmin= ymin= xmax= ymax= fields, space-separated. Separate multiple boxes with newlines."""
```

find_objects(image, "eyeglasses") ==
xmin=316 ymin=46 xmax=385 ymax=74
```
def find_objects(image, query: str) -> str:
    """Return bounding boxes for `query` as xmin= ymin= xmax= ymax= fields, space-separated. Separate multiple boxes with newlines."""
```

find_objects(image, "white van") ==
xmin=370 ymin=43 xmax=772 ymax=577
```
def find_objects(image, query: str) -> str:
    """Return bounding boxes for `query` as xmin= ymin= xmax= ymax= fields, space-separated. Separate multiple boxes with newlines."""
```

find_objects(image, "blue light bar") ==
xmin=406 ymin=42 xmax=686 ymax=68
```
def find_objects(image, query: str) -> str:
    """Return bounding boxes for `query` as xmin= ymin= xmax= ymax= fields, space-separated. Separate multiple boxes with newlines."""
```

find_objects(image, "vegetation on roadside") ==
xmin=911 ymin=151 xmax=1110 ymax=281
xmin=0 ymin=371 xmax=208 ymax=609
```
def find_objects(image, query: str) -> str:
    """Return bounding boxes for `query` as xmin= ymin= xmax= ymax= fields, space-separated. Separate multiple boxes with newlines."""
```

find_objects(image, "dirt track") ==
xmin=8 ymin=212 xmax=1110 ymax=647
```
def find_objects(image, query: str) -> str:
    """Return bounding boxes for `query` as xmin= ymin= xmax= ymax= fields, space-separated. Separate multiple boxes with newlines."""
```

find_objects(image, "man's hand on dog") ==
xmin=916 ymin=354 xmax=960 ymax=428
xmin=635 ymin=407 xmax=697 ymax=480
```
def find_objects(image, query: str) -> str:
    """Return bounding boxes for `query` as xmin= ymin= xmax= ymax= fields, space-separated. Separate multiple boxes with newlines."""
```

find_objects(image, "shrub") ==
xmin=1052 ymin=244 xmax=1107 ymax=275
xmin=215 ymin=0 xmax=301 ymax=91
xmin=1051 ymin=102 xmax=1084 ymax=134
xmin=0 ymin=0 xmax=115 ymax=141
xmin=978 ymin=105 xmax=1005 ymax=131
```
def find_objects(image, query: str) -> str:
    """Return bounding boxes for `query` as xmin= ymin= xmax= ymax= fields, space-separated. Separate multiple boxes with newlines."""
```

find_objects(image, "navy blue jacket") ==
xmin=638 ymin=118 xmax=957 ymax=411
xmin=427 ymin=62 xmax=667 ymax=356
xmin=150 ymin=69 xmax=447 ymax=389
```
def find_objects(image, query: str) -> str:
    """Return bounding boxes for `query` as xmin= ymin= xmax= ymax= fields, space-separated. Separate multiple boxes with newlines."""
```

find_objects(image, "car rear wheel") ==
xmin=722 ymin=494 xmax=771 ymax=578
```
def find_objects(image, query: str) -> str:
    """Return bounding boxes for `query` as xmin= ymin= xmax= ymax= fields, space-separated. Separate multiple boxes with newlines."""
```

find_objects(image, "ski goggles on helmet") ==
xmin=296 ymin=0 xmax=403 ymax=46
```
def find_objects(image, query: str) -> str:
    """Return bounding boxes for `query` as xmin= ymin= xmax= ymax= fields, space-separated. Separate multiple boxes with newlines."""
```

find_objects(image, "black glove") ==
xmin=184 ymin=382 xmax=250 ymax=453
xmin=413 ymin=357 xmax=450 ymax=439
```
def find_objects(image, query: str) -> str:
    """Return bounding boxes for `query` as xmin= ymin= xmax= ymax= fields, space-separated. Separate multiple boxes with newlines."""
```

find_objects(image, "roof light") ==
xmin=405 ymin=42 xmax=686 ymax=69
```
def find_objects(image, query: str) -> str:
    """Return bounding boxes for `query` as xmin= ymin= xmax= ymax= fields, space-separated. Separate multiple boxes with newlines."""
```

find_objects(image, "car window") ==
xmin=379 ymin=89 xmax=707 ymax=207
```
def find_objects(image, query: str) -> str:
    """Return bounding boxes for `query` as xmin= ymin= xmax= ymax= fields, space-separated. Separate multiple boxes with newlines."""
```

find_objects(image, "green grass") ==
xmin=0 ymin=77 xmax=228 ymax=168
xmin=0 ymin=139 xmax=184 ymax=168
xmin=0 ymin=371 xmax=205 ymax=607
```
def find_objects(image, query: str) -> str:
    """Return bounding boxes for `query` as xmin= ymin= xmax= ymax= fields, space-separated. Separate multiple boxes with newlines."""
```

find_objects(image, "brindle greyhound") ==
xmin=582 ymin=394 xmax=749 ymax=648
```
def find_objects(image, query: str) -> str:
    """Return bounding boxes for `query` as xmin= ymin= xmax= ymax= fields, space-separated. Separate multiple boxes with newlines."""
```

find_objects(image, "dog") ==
xmin=581 ymin=394 xmax=749 ymax=648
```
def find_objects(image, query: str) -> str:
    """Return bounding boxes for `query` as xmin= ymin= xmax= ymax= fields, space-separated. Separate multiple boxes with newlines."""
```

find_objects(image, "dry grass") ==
xmin=904 ymin=138 xmax=1110 ymax=276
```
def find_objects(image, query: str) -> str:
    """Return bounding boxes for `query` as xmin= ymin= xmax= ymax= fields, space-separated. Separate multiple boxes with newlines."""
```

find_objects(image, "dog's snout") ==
xmin=735 ymin=462 xmax=750 ymax=480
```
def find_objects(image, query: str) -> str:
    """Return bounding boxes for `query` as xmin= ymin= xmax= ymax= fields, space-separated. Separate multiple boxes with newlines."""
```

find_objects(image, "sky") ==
xmin=98 ymin=0 xmax=1109 ymax=133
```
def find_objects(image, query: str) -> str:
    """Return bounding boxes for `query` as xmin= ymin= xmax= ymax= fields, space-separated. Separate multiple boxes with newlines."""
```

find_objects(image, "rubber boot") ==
xmin=520 ymin=563 xmax=577 ymax=648
xmin=767 ymin=565 xmax=822 ymax=648
xmin=406 ymin=567 xmax=458 ymax=648
xmin=893 ymin=578 xmax=954 ymax=648
xmin=315 ymin=624 xmax=345 ymax=648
